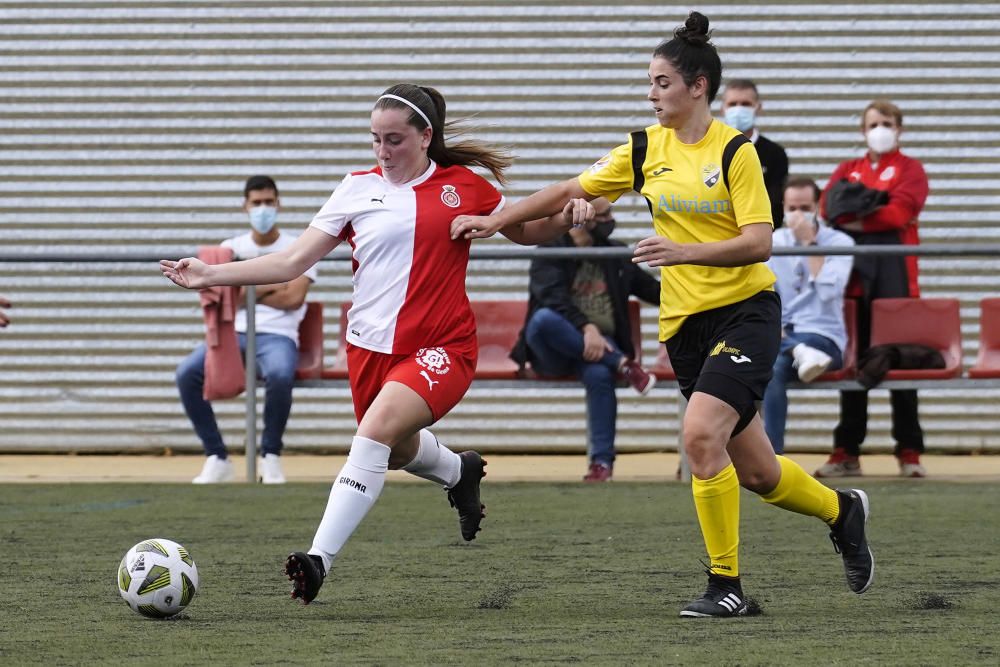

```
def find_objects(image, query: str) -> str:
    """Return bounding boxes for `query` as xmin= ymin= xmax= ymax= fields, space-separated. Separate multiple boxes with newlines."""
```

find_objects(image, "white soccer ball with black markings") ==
xmin=117 ymin=538 xmax=198 ymax=619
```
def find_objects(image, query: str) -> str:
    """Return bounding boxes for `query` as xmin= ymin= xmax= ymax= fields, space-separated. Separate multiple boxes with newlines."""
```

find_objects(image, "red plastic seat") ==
xmin=472 ymin=300 xmax=528 ymax=379
xmin=319 ymin=303 xmax=351 ymax=380
xmin=969 ymin=297 xmax=1000 ymax=378
xmin=870 ymin=297 xmax=962 ymax=380
xmin=650 ymin=346 xmax=676 ymax=381
xmin=813 ymin=299 xmax=858 ymax=381
xmin=294 ymin=301 xmax=324 ymax=380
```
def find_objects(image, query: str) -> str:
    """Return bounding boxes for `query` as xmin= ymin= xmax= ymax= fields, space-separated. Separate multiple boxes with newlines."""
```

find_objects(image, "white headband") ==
xmin=376 ymin=94 xmax=432 ymax=129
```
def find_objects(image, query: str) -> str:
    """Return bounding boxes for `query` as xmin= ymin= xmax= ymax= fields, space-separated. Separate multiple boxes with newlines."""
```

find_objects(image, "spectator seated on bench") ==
xmin=508 ymin=199 xmax=660 ymax=482
xmin=176 ymin=174 xmax=318 ymax=486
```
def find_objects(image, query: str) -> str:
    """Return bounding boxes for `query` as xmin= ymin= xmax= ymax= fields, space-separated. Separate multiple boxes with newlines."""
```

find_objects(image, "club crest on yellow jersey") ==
xmin=702 ymin=163 xmax=721 ymax=188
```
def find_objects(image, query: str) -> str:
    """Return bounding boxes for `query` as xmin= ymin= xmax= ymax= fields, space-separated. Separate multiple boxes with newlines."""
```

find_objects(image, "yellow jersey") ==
xmin=578 ymin=120 xmax=775 ymax=341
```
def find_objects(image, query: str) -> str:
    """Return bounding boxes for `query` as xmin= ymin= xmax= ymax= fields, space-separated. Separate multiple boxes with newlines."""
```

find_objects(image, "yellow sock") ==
xmin=760 ymin=455 xmax=841 ymax=525
xmin=691 ymin=463 xmax=740 ymax=577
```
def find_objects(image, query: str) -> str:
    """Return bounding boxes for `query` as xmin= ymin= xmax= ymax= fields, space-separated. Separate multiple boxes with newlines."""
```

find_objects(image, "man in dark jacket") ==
xmin=510 ymin=199 xmax=660 ymax=482
xmin=720 ymin=78 xmax=789 ymax=228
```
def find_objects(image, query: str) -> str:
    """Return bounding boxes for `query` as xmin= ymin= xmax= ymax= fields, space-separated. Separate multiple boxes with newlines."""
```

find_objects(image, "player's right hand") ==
xmin=159 ymin=257 xmax=211 ymax=290
xmin=451 ymin=214 xmax=505 ymax=240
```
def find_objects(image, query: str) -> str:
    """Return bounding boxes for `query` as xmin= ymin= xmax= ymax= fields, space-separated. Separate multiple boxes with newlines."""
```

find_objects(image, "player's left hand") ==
xmin=633 ymin=235 xmax=687 ymax=267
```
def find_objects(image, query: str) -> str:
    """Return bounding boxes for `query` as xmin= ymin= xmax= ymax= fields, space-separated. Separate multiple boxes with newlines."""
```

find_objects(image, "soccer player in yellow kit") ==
xmin=453 ymin=11 xmax=874 ymax=617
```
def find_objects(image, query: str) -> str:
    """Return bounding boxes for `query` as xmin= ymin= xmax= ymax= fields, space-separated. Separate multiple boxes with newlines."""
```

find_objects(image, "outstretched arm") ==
xmin=451 ymin=177 xmax=593 ymax=241
xmin=497 ymin=198 xmax=594 ymax=246
xmin=160 ymin=227 xmax=340 ymax=290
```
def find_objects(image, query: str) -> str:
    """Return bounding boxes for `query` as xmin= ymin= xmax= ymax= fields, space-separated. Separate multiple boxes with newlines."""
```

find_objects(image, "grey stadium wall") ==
xmin=1 ymin=1 xmax=999 ymax=454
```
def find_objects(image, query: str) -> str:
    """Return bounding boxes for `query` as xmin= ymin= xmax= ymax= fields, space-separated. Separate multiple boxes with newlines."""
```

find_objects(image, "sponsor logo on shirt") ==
xmin=589 ymin=154 xmax=611 ymax=173
xmin=658 ymin=194 xmax=731 ymax=214
xmin=415 ymin=347 xmax=451 ymax=375
xmin=652 ymin=166 xmax=673 ymax=176
xmin=440 ymin=185 xmax=461 ymax=208
xmin=702 ymin=163 xmax=721 ymax=187
xmin=879 ymin=166 xmax=896 ymax=181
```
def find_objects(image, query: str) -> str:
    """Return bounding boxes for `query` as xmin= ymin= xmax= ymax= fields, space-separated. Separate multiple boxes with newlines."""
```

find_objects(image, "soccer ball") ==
xmin=117 ymin=538 xmax=198 ymax=619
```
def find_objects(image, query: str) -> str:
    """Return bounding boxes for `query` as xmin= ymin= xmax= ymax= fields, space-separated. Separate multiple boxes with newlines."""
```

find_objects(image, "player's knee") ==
xmin=683 ymin=422 xmax=726 ymax=470
xmin=737 ymin=468 xmax=778 ymax=494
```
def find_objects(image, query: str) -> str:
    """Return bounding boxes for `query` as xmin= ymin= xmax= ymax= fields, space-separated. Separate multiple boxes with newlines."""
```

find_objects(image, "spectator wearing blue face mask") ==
xmin=721 ymin=79 xmax=789 ymax=229
xmin=175 ymin=175 xmax=318 ymax=485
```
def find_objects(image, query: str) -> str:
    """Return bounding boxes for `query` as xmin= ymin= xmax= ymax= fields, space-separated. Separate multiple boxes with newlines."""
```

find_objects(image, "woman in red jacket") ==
xmin=817 ymin=99 xmax=930 ymax=478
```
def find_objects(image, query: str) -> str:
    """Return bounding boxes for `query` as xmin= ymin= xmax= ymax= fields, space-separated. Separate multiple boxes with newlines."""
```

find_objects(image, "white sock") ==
xmin=401 ymin=429 xmax=462 ymax=488
xmin=308 ymin=436 xmax=390 ymax=572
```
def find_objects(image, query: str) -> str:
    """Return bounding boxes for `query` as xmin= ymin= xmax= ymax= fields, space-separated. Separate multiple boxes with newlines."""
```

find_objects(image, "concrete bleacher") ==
xmin=1 ymin=2 xmax=1000 ymax=454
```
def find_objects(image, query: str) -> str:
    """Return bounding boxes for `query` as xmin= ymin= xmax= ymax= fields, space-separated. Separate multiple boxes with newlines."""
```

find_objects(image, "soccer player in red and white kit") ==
xmin=816 ymin=99 xmax=930 ymax=479
xmin=160 ymin=83 xmax=592 ymax=604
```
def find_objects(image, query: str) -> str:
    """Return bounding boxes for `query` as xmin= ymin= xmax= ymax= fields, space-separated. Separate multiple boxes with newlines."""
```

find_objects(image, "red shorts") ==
xmin=346 ymin=342 xmax=477 ymax=423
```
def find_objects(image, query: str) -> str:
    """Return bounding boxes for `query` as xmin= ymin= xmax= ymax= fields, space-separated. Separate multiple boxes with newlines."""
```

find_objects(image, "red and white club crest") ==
xmin=440 ymin=185 xmax=461 ymax=208
xmin=415 ymin=347 xmax=452 ymax=375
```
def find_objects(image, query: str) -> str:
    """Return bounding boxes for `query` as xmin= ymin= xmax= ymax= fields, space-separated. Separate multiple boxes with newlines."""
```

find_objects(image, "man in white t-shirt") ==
xmin=176 ymin=175 xmax=318 ymax=484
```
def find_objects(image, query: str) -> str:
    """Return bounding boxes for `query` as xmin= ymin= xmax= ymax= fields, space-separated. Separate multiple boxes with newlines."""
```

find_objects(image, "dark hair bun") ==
xmin=675 ymin=11 xmax=712 ymax=45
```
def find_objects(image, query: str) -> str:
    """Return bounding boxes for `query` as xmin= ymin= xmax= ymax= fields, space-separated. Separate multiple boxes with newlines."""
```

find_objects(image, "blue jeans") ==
xmin=176 ymin=332 xmax=298 ymax=458
xmin=763 ymin=331 xmax=843 ymax=454
xmin=525 ymin=308 xmax=625 ymax=467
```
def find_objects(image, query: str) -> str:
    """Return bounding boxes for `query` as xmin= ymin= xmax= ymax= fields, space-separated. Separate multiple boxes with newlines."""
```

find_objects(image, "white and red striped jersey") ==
xmin=309 ymin=160 xmax=504 ymax=355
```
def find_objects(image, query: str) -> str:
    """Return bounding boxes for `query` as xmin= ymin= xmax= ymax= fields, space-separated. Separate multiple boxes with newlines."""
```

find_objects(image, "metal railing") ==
xmin=3 ymin=243 xmax=1000 ymax=481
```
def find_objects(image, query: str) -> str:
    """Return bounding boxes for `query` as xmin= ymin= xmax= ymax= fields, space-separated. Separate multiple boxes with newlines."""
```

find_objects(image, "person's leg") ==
xmin=684 ymin=392 xmax=743 ymax=577
xmin=767 ymin=332 xmax=843 ymax=454
xmin=307 ymin=382 xmax=432 ymax=576
xmin=525 ymin=307 xmax=623 ymax=374
xmin=763 ymin=336 xmax=800 ymax=454
xmin=832 ymin=389 xmax=868 ymax=456
xmin=795 ymin=333 xmax=843 ymax=371
xmin=253 ymin=333 xmax=299 ymax=458
xmin=731 ymin=415 xmax=839 ymax=523
xmin=397 ymin=428 xmax=461 ymax=485
xmin=890 ymin=389 xmax=926 ymax=476
xmin=175 ymin=343 xmax=227 ymax=458
xmin=578 ymin=360 xmax=618 ymax=469
xmin=730 ymin=415 xmax=875 ymax=595
xmin=386 ymin=346 xmax=485 ymax=540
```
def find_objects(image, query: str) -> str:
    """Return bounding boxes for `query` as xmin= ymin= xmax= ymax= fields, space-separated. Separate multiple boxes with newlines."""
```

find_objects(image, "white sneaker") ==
xmin=192 ymin=454 xmax=234 ymax=484
xmin=260 ymin=453 xmax=286 ymax=484
xmin=792 ymin=343 xmax=833 ymax=382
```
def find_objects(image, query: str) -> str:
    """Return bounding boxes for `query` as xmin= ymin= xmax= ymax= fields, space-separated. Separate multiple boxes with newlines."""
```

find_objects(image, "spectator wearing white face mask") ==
xmin=817 ymin=99 xmax=930 ymax=479
xmin=720 ymin=79 xmax=789 ymax=228
xmin=764 ymin=177 xmax=854 ymax=454
xmin=175 ymin=175 xmax=318 ymax=485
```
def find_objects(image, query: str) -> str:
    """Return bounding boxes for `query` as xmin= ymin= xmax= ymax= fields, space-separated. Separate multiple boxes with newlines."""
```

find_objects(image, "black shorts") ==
xmin=665 ymin=290 xmax=781 ymax=417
